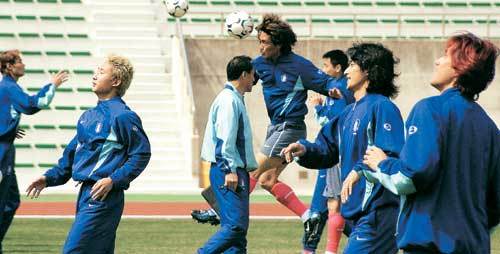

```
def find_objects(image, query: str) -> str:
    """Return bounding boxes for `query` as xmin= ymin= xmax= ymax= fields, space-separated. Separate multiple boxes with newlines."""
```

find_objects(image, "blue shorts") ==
xmin=343 ymin=205 xmax=398 ymax=254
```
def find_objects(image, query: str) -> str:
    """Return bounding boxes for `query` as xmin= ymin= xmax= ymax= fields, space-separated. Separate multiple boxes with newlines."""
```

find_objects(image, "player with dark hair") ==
xmin=357 ymin=32 xmax=499 ymax=253
xmin=282 ymin=42 xmax=404 ymax=254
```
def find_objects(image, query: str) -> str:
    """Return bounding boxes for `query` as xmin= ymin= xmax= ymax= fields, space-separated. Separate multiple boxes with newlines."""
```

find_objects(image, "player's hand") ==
xmin=280 ymin=142 xmax=306 ymax=163
xmin=15 ymin=128 xmax=26 ymax=139
xmin=91 ymin=177 xmax=113 ymax=201
xmin=51 ymin=70 xmax=69 ymax=87
xmin=26 ymin=176 xmax=47 ymax=199
xmin=224 ymin=172 xmax=238 ymax=191
xmin=341 ymin=170 xmax=361 ymax=204
xmin=328 ymin=88 xmax=343 ymax=99
xmin=308 ymin=93 xmax=323 ymax=106
xmin=363 ymin=146 xmax=387 ymax=171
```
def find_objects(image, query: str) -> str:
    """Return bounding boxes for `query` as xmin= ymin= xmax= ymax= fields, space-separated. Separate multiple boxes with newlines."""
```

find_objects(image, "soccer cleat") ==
xmin=191 ymin=209 xmax=220 ymax=226
xmin=303 ymin=211 xmax=329 ymax=249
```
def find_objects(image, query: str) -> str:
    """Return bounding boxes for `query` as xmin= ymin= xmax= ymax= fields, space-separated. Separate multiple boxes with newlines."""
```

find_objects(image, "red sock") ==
xmin=326 ymin=212 xmax=345 ymax=253
xmin=270 ymin=181 xmax=307 ymax=217
xmin=249 ymin=175 xmax=257 ymax=193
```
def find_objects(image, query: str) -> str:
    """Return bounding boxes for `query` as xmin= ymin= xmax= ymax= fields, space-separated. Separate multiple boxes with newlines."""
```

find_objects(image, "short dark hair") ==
xmin=0 ymin=50 xmax=21 ymax=75
xmin=347 ymin=43 xmax=399 ymax=99
xmin=446 ymin=31 xmax=499 ymax=101
xmin=256 ymin=13 xmax=297 ymax=55
xmin=226 ymin=55 xmax=253 ymax=81
xmin=323 ymin=50 xmax=348 ymax=73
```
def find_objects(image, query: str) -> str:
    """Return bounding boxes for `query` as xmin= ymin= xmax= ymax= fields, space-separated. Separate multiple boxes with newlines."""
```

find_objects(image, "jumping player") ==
xmin=26 ymin=54 xmax=151 ymax=253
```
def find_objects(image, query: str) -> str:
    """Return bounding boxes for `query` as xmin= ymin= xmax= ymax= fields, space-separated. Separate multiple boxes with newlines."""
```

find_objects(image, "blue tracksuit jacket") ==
xmin=252 ymin=52 xmax=331 ymax=125
xmin=361 ymin=87 xmax=500 ymax=253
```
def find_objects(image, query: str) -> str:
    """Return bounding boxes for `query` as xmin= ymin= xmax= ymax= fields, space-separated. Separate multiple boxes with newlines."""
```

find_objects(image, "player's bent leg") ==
xmin=63 ymin=183 xmax=124 ymax=254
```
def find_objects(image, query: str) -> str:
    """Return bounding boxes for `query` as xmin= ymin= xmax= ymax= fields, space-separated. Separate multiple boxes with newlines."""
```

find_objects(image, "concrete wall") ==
xmin=186 ymin=38 xmax=500 ymax=194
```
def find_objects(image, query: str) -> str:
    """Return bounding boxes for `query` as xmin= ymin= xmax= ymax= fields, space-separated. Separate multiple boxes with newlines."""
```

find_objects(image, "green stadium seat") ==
xmin=13 ymin=0 xmax=34 ymax=3
xmin=351 ymin=1 xmax=372 ymax=6
xmin=281 ymin=0 xmax=301 ymax=6
xmin=304 ymin=1 xmax=326 ymax=6
xmin=234 ymin=0 xmax=255 ymax=5
xmin=46 ymin=51 xmax=67 ymax=56
xmin=404 ymin=18 xmax=426 ymax=23
xmin=38 ymin=163 xmax=56 ymax=168
xmin=286 ymin=18 xmax=307 ymax=23
xmin=16 ymin=15 xmax=36 ymax=20
xmin=19 ymin=33 xmax=40 ymax=38
xmin=33 ymin=124 xmax=56 ymax=129
xmin=311 ymin=18 xmax=331 ymax=23
xmin=210 ymin=0 xmax=230 ymax=4
xmin=375 ymin=1 xmax=396 ymax=6
xmin=409 ymin=36 xmax=432 ymax=39
xmin=446 ymin=1 xmax=467 ymax=7
xmin=55 ymin=88 xmax=73 ymax=93
xmin=64 ymin=16 xmax=85 ymax=21
xmin=361 ymin=35 xmax=384 ymax=39
xmin=70 ymin=51 xmax=91 ymax=56
xmin=357 ymin=18 xmax=378 ymax=23
xmin=80 ymin=106 xmax=93 ymax=110
xmin=25 ymin=69 xmax=45 ymax=74
xmin=428 ymin=19 xmax=449 ymax=24
xmin=476 ymin=19 xmax=497 ymax=24
xmin=18 ymin=124 xmax=31 ymax=129
xmin=61 ymin=0 xmax=82 ymax=3
xmin=43 ymin=33 xmax=64 ymax=38
xmin=257 ymin=0 xmax=278 ymax=5
xmin=41 ymin=16 xmax=61 ymax=21
xmin=470 ymin=2 xmax=491 ymax=7
xmin=451 ymin=19 xmax=473 ymax=24
xmin=0 ymin=15 xmax=12 ymax=20
xmin=73 ymin=69 xmax=93 ymax=75
xmin=38 ymin=0 xmax=58 ymax=3
xmin=15 ymin=144 xmax=31 ymax=149
xmin=76 ymin=87 xmax=93 ymax=92
xmin=167 ymin=18 xmax=188 ymax=22
xmin=16 ymin=163 xmax=35 ymax=168
xmin=35 ymin=143 xmax=58 ymax=149
xmin=333 ymin=18 xmax=354 ymax=23
xmin=188 ymin=0 xmax=208 ymax=5
xmin=59 ymin=125 xmax=77 ymax=130
xmin=422 ymin=1 xmax=444 ymax=7
xmin=398 ymin=1 xmax=420 ymax=7
xmin=0 ymin=33 xmax=15 ymax=38
xmin=327 ymin=1 xmax=349 ymax=6
xmin=495 ymin=1 xmax=500 ymax=7
xmin=191 ymin=17 xmax=212 ymax=23
xmin=55 ymin=105 xmax=78 ymax=110
xmin=21 ymin=51 xmax=43 ymax=55
xmin=380 ymin=18 xmax=398 ymax=23
xmin=67 ymin=33 xmax=88 ymax=39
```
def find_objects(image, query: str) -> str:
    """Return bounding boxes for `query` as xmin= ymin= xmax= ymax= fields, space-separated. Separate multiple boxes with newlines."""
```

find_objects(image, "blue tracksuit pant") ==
xmin=0 ymin=144 xmax=19 ymax=254
xmin=198 ymin=164 xmax=250 ymax=254
xmin=62 ymin=182 xmax=124 ymax=254
xmin=310 ymin=168 xmax=328 ymax=214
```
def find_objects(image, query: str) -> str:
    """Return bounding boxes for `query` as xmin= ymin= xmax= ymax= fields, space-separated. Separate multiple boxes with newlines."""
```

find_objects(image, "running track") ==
xmin=17 ymin=202 xmax=298 ymax=217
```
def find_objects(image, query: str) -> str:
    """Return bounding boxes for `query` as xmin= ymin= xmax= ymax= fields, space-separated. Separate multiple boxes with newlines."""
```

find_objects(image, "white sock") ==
xmin=301 ymin=209 xmax=311 ymax=222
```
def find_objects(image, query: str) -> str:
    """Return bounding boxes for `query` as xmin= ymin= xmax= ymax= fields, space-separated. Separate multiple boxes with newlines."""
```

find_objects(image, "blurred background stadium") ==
xmin=0 ymin=0 xmax=499 ymax=252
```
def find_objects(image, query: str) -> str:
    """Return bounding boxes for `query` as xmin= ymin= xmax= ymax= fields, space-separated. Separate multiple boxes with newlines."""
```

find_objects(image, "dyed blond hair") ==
xmin=106 ymin=54 xmax=134 ymax=97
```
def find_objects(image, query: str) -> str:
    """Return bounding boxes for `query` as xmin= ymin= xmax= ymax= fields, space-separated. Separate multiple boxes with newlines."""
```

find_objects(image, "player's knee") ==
xmin=257 ymin=174 xmax=276 ymax=191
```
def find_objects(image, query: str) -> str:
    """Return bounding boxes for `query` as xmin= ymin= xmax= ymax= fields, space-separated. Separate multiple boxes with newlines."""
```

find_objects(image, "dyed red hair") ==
xmin=446 ymin=31 xmax=499 ymax=100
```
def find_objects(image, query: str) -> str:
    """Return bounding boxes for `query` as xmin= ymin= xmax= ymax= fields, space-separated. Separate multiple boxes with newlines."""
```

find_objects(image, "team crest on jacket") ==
xmin=383 ymin=123 xmax=392 ymax=131
xmin=95 ymin=122 xmax=102 ymax=133
xmin=408 ymin=125 xmax=418 ymax=135
xmin=281 ymin=74 xmax=287 ymax=82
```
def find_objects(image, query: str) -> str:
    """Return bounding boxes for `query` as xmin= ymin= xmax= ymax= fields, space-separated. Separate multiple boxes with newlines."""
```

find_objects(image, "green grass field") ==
xmin=4 ymin=219 xmax=500 ymax=254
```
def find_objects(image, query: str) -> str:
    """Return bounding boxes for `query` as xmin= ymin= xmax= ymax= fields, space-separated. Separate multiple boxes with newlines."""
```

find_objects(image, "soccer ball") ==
xmin=225 ymin=11 xmax=254 ymax=39
xmin=164 ymin=0 xmax=188 ymax=18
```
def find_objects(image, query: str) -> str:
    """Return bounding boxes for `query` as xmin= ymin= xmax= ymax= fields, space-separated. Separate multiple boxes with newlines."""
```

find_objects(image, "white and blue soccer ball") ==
xmin=225 ymin=11 xmax=254 ymax=39
xmin=164 ymin=0 xmax=189 ymax=18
